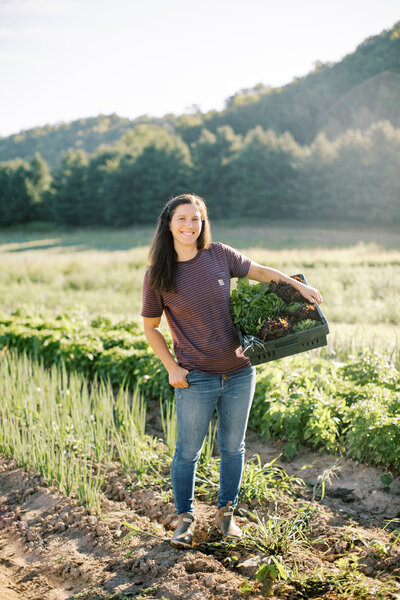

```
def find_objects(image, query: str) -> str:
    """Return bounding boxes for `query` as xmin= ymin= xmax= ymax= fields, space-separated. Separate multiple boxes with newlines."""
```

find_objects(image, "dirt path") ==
xmin=0 ymin=534 xmax=71 ymax=600
xmin=0 ymin=432 xmax=399 ymax=600
xmin=246 ymin=430 xmax=400 ymax=527
xmin=0 ymin=455 xmax=260 ymax=600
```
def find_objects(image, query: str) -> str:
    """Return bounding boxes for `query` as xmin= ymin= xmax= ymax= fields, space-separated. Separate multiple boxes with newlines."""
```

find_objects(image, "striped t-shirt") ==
xmin=141 ymin=242 xmax=252 ymax=374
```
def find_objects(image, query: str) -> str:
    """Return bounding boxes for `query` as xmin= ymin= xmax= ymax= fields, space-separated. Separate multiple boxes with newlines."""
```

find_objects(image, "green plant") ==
xmin=239 ymin=507 xmax=315 ymax=554
xmin=199 ymin=420 xmax=218 ymax=465
xmin=255 ymin=557 xmax=289 ymax=596
xmin=240 ymin=455 xmax=304 ymax=504
xmin=293 ymin=318 xmax=318 ymax=331
xmin=230 ymin=277 xmax=285 ymax=336
xmin=382 ymin=517 xmax=400 ymax=550
xmin=0 ymin=310 xmax=173 ymax=401
xmin=1 ymin=309 xmax=400 ymax=471
xmin=0 ymin=350 xmax=163 ymax=513
xmin=340 ymin=351 xmax=400 ymax=390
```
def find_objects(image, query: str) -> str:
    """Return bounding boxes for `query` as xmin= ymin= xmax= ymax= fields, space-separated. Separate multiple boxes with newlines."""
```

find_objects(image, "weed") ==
xmin=281 ymin=557 xmax=392 ymax=599
xmin=255 ymin=556 xmax=289 ymax=596
xmin=311 ymin=460 xmax=341 ymax=501
xmin=383 ymin=517 xmax=400 ymax=550
xmin=240 ymin=454 xmax=305 ymax=504
xmin=239 ymin=506 xmax=315 ymax=554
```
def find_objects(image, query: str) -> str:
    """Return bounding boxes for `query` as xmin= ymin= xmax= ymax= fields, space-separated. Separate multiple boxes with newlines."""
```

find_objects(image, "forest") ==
xmin=0 ymin=21 xmax=399 ymax=228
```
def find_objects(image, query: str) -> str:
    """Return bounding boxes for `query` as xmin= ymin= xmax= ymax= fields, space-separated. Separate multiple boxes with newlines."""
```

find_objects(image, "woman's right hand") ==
xmin=168 ymin=364 xmax=189 ymax=388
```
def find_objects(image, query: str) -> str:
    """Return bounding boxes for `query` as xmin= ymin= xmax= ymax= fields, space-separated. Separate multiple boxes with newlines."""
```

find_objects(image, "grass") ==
xmin=0 ymin=225 xmax=155 ymax=251
xmin=278 ymin=560 xmax=400 ymax=600
xmin=2 ymin=221 xmax=400 ymax=250
xmin=0 ymin=224 xmax=399 ymax=472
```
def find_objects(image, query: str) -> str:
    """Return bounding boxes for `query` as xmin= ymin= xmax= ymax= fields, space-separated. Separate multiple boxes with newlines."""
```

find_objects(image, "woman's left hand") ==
xmin=298 ymin=283 xmax=323 ymax=305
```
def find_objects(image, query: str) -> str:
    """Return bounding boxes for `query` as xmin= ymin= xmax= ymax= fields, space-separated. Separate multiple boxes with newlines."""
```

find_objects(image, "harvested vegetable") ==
xmin=230 ymin=277 xmax=285 ymax=336
xmin=285 ymin=302 xmax=304 ymax=312
xmin=258 ymin=317 xmax=292 ymax=341
xmin=231 ymin=274 xmax=328 ymax=364
xmin=294 ymin=319 xmax=319 ymax=332
xmin=230 ymin=277 xmax=322 ymax=342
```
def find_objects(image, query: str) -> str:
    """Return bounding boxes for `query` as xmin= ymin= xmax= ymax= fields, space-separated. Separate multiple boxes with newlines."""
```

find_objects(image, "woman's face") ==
xmin=169 ymin=202 xmax=203 ymax=248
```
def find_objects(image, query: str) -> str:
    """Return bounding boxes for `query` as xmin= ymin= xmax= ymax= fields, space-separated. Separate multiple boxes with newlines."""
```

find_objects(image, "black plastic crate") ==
xmin=236 ymin=274 xmax=329 ymax=366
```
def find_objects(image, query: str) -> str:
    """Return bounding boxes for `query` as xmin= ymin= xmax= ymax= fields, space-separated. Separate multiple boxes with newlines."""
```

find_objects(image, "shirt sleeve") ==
xmin=141 ymin=270 xmax=164 ymax=318
xmin=221 ymin=243 xmax=252 ymax=278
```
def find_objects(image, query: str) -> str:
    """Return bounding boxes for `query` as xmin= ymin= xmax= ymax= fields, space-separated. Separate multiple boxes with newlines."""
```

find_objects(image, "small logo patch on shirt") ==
xmin=218 ymin=279 xmax=225 ymax=286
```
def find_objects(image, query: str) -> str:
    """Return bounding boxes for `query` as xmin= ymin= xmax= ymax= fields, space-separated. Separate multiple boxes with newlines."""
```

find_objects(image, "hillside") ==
xmin=0 ymin=21 xmax=399 ymax=167
xmin=182 ymin=21 xmax=400 ymax=145
xmin=0 ymin=113 xmax=175 ymax=169
xmin=316 ymin=70 xmax=400 ymax=138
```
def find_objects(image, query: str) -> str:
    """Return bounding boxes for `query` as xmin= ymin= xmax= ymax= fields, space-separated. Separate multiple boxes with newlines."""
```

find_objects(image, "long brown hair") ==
xmin=147 ymin=194 xmax=212 ymax=293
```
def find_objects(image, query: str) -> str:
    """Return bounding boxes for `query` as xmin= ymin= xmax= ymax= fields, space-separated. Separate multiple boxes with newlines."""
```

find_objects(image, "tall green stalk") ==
xmin=0 ymin=350 xmax=160 ymax=513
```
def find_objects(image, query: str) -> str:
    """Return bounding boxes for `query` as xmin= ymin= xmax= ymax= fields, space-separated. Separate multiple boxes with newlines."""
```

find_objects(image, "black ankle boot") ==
xmin=171 ymin=512 xmax=194 ymax=548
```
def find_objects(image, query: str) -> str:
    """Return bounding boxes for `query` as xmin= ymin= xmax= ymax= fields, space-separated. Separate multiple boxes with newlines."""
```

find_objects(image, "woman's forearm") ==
xmin=247 ymin=262 xmax=323 ymax=304
xmin=248 ymin=264 xmax=294 ymax=285
xmin=144 ymin=326 xmax=178 ymax=372
xmin=143 ymin=324 xmax=189 ymax=388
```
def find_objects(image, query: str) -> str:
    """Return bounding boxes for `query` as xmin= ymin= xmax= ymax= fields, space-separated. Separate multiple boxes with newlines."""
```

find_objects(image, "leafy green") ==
xmin=285 ymin=302 xmax=303 ymax=312
xmin=293 ymin=319 xmax=318 ymax=332
xmin=230 ymin=277 xmax=285 ymax=336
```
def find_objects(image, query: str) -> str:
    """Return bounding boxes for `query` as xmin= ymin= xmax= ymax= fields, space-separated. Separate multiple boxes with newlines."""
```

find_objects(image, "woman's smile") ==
xmin=169 ymin=204 xmax=202 ymax=252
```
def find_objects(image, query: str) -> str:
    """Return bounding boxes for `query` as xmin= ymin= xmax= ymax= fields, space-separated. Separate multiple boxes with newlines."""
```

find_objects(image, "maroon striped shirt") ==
xmin=141 ymin=242 xmax=252 ymax=374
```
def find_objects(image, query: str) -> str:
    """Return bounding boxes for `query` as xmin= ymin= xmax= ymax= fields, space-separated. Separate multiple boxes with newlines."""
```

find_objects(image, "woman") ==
xmin=141 ymin=194 xmax=322 ymax=549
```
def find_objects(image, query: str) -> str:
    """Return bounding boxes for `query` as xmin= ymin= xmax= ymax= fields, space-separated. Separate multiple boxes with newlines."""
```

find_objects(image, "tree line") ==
xmin=0 ymin=120 xmax=399 ymax=228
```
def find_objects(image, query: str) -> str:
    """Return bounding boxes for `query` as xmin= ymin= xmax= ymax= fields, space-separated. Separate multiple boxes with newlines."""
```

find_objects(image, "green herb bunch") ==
xmin=230 ymin=277 xmax=286 ymax=336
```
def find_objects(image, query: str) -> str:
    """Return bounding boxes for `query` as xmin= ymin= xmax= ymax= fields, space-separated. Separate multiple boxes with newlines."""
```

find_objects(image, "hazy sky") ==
xmin=0 ymin=0 xmax=399 ymax=137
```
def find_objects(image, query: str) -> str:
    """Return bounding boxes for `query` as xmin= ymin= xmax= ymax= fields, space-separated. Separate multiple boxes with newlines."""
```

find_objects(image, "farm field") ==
xmin=0 ymin=223 xmax=399 ymax=355
xmin=0 ymin=223 xmax=399 ymax=599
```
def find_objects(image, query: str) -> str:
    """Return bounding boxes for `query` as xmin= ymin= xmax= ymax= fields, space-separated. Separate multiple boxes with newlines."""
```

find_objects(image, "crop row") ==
xmin=0 ymin=349 xmax=302 ymax=517
xmin=0 ymin=311 xmax=172 ymax=400
xmin=0 ymin=311 xmax=399 ymax=470
xmin=252 ymin=353 xmax=400 ymax=470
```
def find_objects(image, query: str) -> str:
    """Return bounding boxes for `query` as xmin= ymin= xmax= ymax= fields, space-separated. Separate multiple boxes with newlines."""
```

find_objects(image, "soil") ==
xmin=0 ymin=424 xmax=400 ymax=600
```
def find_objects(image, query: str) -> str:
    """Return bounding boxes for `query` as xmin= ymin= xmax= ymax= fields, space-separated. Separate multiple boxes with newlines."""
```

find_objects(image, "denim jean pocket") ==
xmin=185 ymin=369 xmax=199 ymax=384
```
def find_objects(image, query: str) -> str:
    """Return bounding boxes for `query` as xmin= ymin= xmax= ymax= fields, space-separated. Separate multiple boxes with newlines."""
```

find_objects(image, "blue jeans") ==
xmin=171 ymin=365 xmax=256 ymax=515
